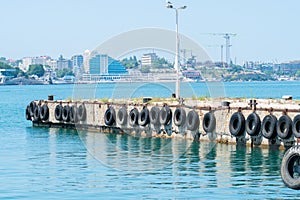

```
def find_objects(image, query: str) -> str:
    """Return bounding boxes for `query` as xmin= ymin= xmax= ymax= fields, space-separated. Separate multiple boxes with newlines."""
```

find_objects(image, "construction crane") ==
xmin=180 ymin=49 xmax=196 ymax=68
xmin=205 ymin=44 xmax=225 ymax=67
xmin=202 ymin=33 xmax=237 ymax=67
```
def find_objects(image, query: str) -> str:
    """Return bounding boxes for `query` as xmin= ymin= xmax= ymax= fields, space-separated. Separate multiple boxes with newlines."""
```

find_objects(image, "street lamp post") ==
xmin=166 ymin=2 xmax=186 ymax=99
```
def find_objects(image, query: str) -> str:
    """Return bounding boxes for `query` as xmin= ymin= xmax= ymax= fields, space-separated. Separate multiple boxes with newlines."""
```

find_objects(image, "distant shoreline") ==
xmin=1 ymin=78 xmax=300 ymax=86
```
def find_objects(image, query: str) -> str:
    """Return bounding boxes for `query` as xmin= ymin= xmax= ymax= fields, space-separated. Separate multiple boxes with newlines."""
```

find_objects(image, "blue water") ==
xmin=1 ymin=81 xmax=300 ymax=199
xmin=72 ymin=81 xmax=300 ymax=100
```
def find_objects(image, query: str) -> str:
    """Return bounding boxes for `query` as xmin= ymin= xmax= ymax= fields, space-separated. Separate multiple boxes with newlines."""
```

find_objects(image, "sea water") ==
xmin=0 ymin=81 xmax=300 ymax=199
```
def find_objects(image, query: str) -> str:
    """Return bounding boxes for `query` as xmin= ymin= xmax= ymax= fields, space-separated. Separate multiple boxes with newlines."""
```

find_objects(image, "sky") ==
xmin=1 ymin=0 xmax=300 ymax=64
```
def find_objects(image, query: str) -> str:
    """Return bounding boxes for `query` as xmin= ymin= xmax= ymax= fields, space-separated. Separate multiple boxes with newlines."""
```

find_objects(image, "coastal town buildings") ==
xmin=2 ymin=50 xmax=300 ymax=83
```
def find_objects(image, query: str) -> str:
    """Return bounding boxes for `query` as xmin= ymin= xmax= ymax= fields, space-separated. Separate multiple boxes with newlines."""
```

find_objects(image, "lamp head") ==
xmin=166 ymin=1 xmax=173 ymax=8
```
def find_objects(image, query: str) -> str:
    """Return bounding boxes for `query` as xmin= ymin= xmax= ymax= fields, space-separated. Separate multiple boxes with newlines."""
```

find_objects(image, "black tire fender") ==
xmin=25 ymin=105 xmax=32 ymax=121
xmin=138 ymin=107 xmax=150 ymax=126
xmin=261 ymin=114 xmax=277 ymax=139
xmin=32 ymin=105 xmax=41 ymax=122
xmin=159 ymin=106 xmax=172 ymax=125
xmin=277 ymin=115 xmax=293 ymax=139
xmin=203 ymin=111 xmax=216 ymax=133
xmin=69 ymin=105 xmax=78 ymax=123
xmin=229 ymin=112 xmax=245 ymax=136
xmin=245 ymin=112 xmax=261 ymax=136
xmin=293 ymin=115 xmax=300 ymax=138
xmin=29 ymin=101 xmax=36 ymax=117
xmin=55 ymin=104 xmax=63 ymax=121
xmin=150 ymin=106 xmax=160 ymax=125
xmin=62 ymin=105 xmax=70 ymax=122
xmin=173 ymin=107 xmax=186 ymax=126
xmin=129 ymin=108 xmax=139 ymax=126
xmin=77 ymin=104 xmax=87 ymax=121
xmin=186 ymin=110 xmax=200 ymax=131
xmin=104 ymin=107 xmax=116 ymax=126
xmin=281 ymin=145 xmax=300 ymax=190
xmin=40 ymin=104 xmax=49 ymax=121
xmin=117 ymin=106 xmax=127 ymax=126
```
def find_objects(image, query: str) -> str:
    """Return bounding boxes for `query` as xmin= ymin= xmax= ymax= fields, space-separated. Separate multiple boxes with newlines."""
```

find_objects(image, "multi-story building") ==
xmin=46 ymin=59 xmax=57 ymax=70
xmin=83 ymin=49 xmax=91 ymax=73
xmin=20 ymin=57 xmax=33 ymax=71
xmin=56 ymin=55 xmax=72 ymax=70
xmin=274 ymin=61 xmax=300 ymax=72
xmin=19 ymin=56 xmax=52 ymax=71
xmin=141 ymin=53 xmax=157 ymax=67
xmin=83 ymin=54 xmax=127 ymax=81
xmin=89 ymin=54 xmax=127 ymax=75
xmin=71 ymin=55 xmax=83 ymax=68
xmin=71 ymin=54 xmax=84 ymax=76
xmin=32 ymin=56 xmax=50 ymax=66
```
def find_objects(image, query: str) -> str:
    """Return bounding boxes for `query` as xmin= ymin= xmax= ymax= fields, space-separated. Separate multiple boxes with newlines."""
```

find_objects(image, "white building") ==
xmin=19 ymin=56 xmax=52 ymax=72
xmin=19 ymin=57 xmax=33 ymax=71
xmin=56 ymin=55 xmax=71 ymax=70
xmin=83 ymin=49 xmax=91 ymax=73
xmin=141 ymin=53 xmax=157 ymax=67
xmin=32 ymin=56 xmax=50 ymax=66
xmin=46 ymin=59 xmax=57 ymax=70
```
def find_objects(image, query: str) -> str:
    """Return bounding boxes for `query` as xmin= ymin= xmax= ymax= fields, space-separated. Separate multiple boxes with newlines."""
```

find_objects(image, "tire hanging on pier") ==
xmin=245 ymin=112 xmax=261 ymax=136
xmin=277 ymin=115 xmax=293 ymax=139
xmin=229 ymin=112 xmax=245 ymax=136
xmin=186 ymin=110 xmax=200 ymax=131
xmin=159 ymin=106 xmax=172 ymax=125
xmin=261 ymin=114 xmax=277 ymax=139
xmin=150 ymin=106 xmax=160 ymax=125
xmin=173 ymin=107 xmax=186 ymax=127
xmin=129 ymin=108 xmax=139 ymax=127
xmin=138 ymin=107 xmax=150 ymax=126
xmin=25 ymin=105 xmax=32 ymax=121
xmin=40 ymin=104 xmax=49 ymax=121
xmin=293 ymin=115 xmax=300 ymax=138
xmin=69 ymin=105 xmax=78 ymax=123
xmin=55 ymin=104 xmax=63 ymax=121
xmin=117 ymin=106 xmax=127 ymax=126
xmin=203 ymin=111 xmax=216 ymax=133
xmin=33 ymin=105 xmax=41 ymax=122
xmin=62 ymin=105 xmax=70 ymax=122
xmin=104 ymin=107 xmax=115 ymax=126
xmin=281 ymin=145 xmax=300 ymax=190
xmin=77 ymin=104 xmax=87 ymax=122
xmin=29 ymin=101 xmax=36 ymax=117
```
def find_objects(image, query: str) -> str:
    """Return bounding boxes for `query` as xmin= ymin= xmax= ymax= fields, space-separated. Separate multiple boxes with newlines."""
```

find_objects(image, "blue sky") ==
xmin=1 ymin=0 xmax=299 ymax=64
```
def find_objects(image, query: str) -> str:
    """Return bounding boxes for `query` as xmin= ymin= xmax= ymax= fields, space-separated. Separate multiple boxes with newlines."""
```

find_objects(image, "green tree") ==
xmin=0 ymin=62 xmax=12 ymax=69
xmin=228 ymin=65 xmax=243 ymax=73
xmin=0 ymin=62 xmax=22 ymax=78
xmin=121 ymin=56 xmax=139 ymax=69
xmin=55 ymin=68 xmax=74 ymax=78
xmin=296 ymin=71 xmax=300 ymax=77
xmin=27 ymin=64 xmax=45 ymax=77
xmin=152 ymin=57 xmax=172 ymax=68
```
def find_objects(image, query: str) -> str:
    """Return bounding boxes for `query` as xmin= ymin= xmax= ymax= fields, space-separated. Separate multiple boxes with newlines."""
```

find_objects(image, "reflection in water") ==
xmin=79 ymin=130 xmax=197 ymax=173
xmin=25 ymin=127 xmax=88 ymax=193
xmin=24 ymin=127 xmax=296 ymax=199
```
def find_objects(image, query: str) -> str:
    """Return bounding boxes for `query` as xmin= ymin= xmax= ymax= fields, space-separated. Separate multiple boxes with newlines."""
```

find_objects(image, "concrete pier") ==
xmin=25 ymin=97 xmax=300 ymax=149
